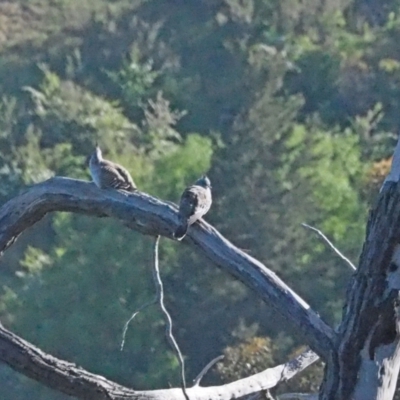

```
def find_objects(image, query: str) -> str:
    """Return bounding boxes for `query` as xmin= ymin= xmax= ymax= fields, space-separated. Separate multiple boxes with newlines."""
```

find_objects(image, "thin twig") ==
xmin=153 ymin=235 xmax=189 ymax=400
xmin=121 ymin=239 xmax=164 ymax=351
xmin=192 ymin=355 xmax=224 ymax=387
xmin=301 ymin=223 xmax=356 ymax=271
xmin=120 ymin=297 xmax=157 ymax=351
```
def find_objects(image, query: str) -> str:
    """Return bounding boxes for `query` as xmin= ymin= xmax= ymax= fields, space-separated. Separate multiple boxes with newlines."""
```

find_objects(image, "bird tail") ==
xmin=112 ymin=181 xmax=137 ymax=192
xmin=124 ymin=184 xmax=137 ymax=193
xmin=174 ymin=220 xmax=188 ymax=241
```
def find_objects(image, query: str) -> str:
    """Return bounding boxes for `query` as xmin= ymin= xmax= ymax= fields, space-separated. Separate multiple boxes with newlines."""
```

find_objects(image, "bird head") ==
xmin=196 ymin=175 xmax=211 ymax=189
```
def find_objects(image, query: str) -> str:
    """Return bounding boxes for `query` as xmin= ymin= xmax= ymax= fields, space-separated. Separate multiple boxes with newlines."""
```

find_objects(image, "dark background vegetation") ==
xmin=0 ymin=0 xmax=398 ymax=397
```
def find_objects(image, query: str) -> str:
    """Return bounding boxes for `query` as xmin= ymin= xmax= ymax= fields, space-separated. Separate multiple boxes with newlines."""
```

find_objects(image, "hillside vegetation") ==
xmin=0 ymin=0 xmax=398 ymax=398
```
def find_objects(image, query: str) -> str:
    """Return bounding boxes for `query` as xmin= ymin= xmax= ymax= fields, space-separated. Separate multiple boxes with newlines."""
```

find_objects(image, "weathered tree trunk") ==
xmin=321 ymin=182 xmax=400 ymax=399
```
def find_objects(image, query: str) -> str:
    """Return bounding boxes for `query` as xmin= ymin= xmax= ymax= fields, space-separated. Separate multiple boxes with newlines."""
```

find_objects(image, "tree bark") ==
xmin=320 ymin=141 xmax=400 ymax=399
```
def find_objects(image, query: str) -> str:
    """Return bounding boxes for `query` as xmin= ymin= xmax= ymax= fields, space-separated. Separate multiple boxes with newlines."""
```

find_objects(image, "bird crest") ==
xmin=89 ymin=144 xmax=136 ymax=192
xmin=195 ymin=175 xmax=211 ymax=188
xmin=91 ymin=143 xmax=103 ymax=162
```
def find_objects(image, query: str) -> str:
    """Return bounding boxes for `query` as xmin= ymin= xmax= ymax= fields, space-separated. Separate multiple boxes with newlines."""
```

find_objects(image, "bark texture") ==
xmin=321 ymin=182 xmax=400 ymax=400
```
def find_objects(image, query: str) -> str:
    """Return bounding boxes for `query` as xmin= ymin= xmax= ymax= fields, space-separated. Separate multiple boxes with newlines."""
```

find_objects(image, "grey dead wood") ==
xmin=0 ymin=177 xmax=335 ymax=360
xmin=0 ymin=322 xmax=319 ymax=400
xmin=278 ymin=394 xmax=318 ymax=400
xmin=0 ymin=177 xmax=329 ymax=399
xmin=2 ymin=134 xmax=400 ymax=399
xmin=319 ymin=136 xmax=400 ymax=400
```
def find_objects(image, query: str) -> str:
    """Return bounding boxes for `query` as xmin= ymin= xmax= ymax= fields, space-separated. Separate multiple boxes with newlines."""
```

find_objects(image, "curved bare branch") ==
xmin=0 ymin=177 xmax=335 ymax=359
xmin=301 ymin=223 xmax=356 ymax=271
xmin=0 ymin=323 xmax=319 ymax=400
xmin=193 ymin=355 xmax=224 ymax=387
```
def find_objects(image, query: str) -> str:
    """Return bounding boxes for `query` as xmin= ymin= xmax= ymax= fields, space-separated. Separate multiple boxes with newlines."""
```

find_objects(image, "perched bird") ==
xmin=174 ymin=175 xmax=212 ymax=240
xmin=89 ymin=145 xmax=136 ymax=192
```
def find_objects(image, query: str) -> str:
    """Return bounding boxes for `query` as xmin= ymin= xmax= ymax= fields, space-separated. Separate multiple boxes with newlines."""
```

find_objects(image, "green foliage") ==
xmin=8 ymin=216 xmax=182 ymax=389
xmin=216 ymin=336 xmax=278 ymax=381
xmin=214 ymin=87 xmax=367 ymax=326
xmin=24 ymin=67 xmax=141 ymax=154
xmin=0 ymin=62 xmax=214 ymax=397
xmin=152 ymin=134 xmax=213 ymax=199
xmin=19 ymin=246 xmax=52 ymax=275
xmin=283 ymin=123 xmax=366 ymax=240
xmin=0 ymin=0 xmax=398 ymax=397
xmin=108 ymin=54 xmax=160 ymax=109
xmin=215 ymin=334 xmax=325 ymax=394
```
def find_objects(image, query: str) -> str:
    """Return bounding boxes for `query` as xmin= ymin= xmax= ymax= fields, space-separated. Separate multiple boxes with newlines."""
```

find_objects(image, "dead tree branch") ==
xmin=0 ymin=177 xmax=335 ymax=359
xmin=0 ymin=323 xmax=319 ymax=400
xmin=278 ymin=394 xmax=318 ymax=400
xmin=121 ymin=297 xmax=158 ymax=350
xmin=192 ymin=355 xmax=224 ymax=387
xmin=152 ymin=235 xmax=189 ymax=400
xmin=121 ymin=236 xmax=163 ymax=350
xmin=320 ymin=138 xmax=400 ymax=399
xmin=301 ymin=223 xmax=356 ymax=271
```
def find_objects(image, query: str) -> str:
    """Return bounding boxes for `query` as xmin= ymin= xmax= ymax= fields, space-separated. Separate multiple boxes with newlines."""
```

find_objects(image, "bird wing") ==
xmin=99 ymin=160 xmax=136 ymax=191
xmin=179 ymin=185 xmax=211 ymax=225
xmin=111 ymin=162 xmax=137 ymax=191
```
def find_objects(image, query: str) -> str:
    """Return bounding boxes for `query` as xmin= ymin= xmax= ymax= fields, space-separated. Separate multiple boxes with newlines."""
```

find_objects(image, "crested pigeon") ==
xmin=89 ymin=145 xmax=136 ymax=192
xmin=174 ymin=175 xmax=212 ymax=240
